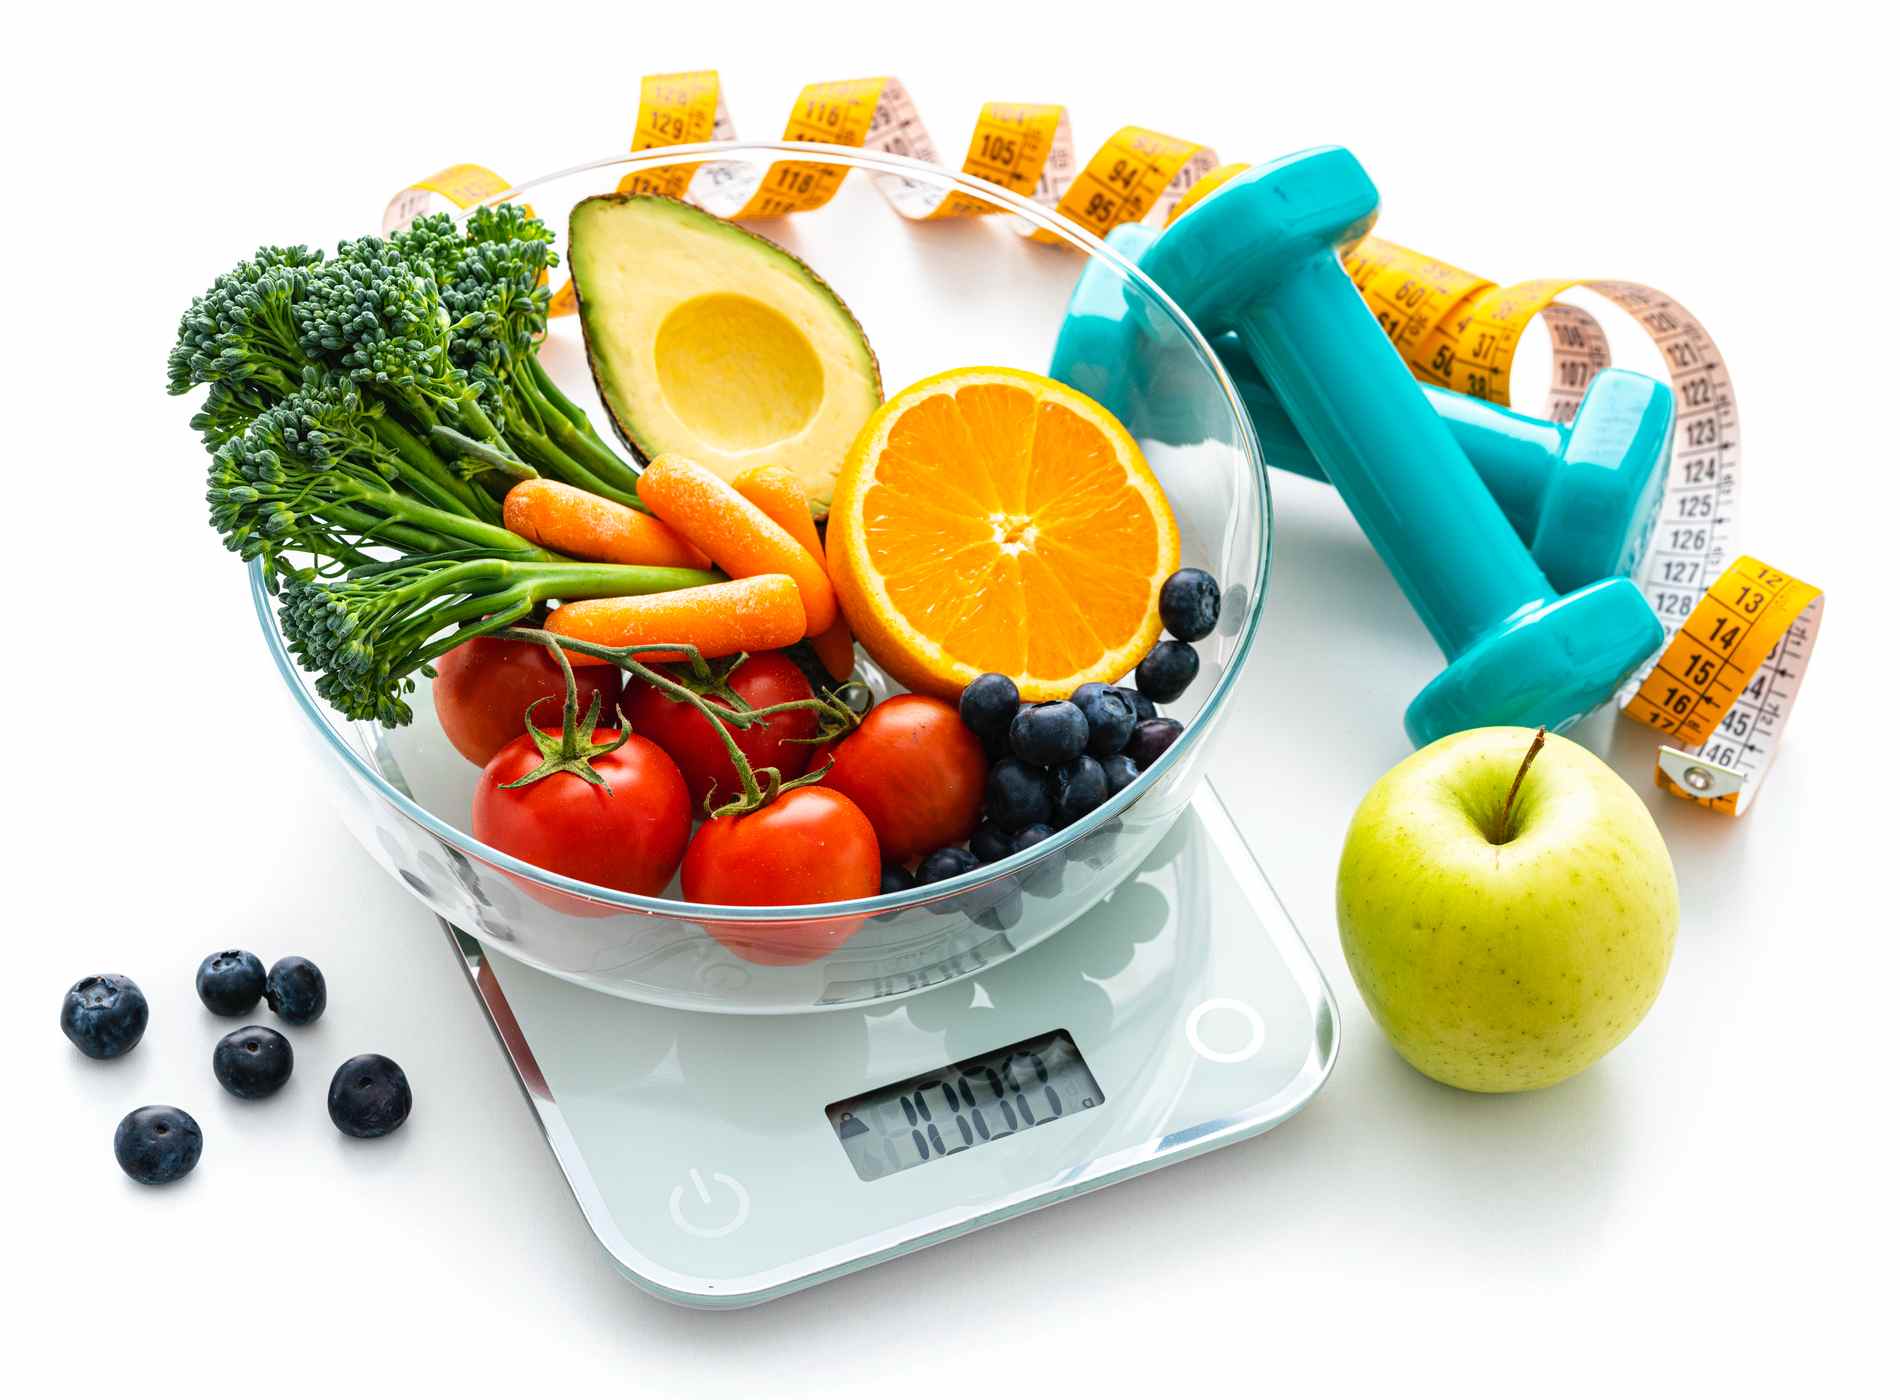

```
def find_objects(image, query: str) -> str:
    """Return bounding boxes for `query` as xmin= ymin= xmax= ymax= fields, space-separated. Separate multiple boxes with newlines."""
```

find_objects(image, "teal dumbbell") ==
xmin=1079 ymin=148 xmax=1665 ymax=745
xmin=1054 ymin=221 xmax=1675 ymax=594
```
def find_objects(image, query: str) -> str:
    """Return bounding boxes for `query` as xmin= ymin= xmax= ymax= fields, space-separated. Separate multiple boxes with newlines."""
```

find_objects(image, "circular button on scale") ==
xmin=1185 ymin=998 xmax=1266 ymax=1064
xmin=668 ymin=1168 xmax=751 ymax=1239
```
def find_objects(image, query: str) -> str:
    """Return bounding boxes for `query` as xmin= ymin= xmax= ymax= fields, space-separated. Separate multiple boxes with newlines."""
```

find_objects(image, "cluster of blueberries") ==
xmin=59 ymin=951 xmax=412 ymax=1187
xmin=893 ymin=568 xmax=1221 ymax=891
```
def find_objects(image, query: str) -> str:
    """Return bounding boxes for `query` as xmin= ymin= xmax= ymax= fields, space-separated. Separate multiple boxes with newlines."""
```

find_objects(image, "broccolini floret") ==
xmin=175 ymin=205 xmax=681 ymax=723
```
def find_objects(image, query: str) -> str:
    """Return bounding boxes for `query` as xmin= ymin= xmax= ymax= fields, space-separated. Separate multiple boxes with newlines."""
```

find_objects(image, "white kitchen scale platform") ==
xmin=442 ymin=782 xmax=1338 ymax=1308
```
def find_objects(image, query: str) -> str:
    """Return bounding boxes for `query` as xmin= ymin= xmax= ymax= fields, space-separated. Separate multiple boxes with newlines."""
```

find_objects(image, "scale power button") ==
xmin=1185 ymin=998 xmax=1266 ymax=1064
xmin=668 ymin=1168 xmax=751 ymax=1239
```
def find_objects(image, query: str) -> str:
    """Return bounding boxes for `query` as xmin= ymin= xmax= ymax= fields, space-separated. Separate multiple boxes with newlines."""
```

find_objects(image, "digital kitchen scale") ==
xmin=443 ymin=782 xmax=1337 ymax=1307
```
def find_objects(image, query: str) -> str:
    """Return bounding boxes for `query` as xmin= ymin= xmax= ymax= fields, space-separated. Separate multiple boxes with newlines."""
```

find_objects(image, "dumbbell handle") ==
xmin=1215 ymin=334 xmax=1557 ymax=543
xmin=1234 ymin=260 xmax=1553 ymax=658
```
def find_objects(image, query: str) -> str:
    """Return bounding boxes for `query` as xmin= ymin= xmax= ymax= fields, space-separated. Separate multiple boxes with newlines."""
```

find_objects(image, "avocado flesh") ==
xmin=568 ymin=194 xmax=882 ymax=517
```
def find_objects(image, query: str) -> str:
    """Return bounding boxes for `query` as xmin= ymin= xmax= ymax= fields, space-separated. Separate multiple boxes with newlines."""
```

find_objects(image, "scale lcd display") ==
xmin=826 ymin=1031 xmax=1104 ymax=1183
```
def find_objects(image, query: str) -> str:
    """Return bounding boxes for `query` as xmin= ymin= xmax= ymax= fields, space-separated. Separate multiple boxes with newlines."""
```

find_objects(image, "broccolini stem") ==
xmin=372 ymin=416 xmax=504 ymax=523
xmin=455 ymin=394 xmax=512 ymax=452
xmin=385 ymin=560 xmax=722 ymax=676
xmin=429 ymin=425 xmax=541 ymax=485
xmin=528 ymin=355 xmax=615 ymax=452
xmin=474 ymin=408 xmax=646 ymax=511
xmin=346 ymin=481 xmax=557 ymax=560
xmin=514 ymin=369 xmax=648 ymax=504
xmin=319 ymin=502 xmax=464 ymax=556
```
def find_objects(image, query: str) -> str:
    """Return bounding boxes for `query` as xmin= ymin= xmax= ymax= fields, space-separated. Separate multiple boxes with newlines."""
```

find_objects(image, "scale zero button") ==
xmin=668 ymin=1168 xmax=751 ymax=1238
xmin=1185 ymin=998 xmax=1266 ymax=1063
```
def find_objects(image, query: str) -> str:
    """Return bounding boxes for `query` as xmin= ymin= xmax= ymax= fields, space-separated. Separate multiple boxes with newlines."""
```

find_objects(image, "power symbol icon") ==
xmin=667 ymin=1167 xmax=751 ymax=1239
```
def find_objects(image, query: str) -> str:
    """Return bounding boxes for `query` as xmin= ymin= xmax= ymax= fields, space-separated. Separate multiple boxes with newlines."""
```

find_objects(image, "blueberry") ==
xmin=196 ymin=949 xmax=266 ymax=1017
xmin=986 ymin=758 xmax=1053 ymax=832
xmin=1050 ymin=756 xmax=1109 ymax=826
xmin=212 ymin=1026 xmax=294 ymax=1100
xmin=1159 ymin=568 xmax=1221 ymax=641
xmin=60 ymin=975 xmax=148 ymax=1060
xmin=915 ymin=847 xmax=982 ymax=886
xmin=1009 ymin=823 xmax=1056 ymax=855
xmin=328 ymin=1054 xmax=413 ymax=1139
xmin=1101 ymin=753 xmax=1141 ymax=796
xmin=1009 ymin=701 xmax=1089 ymax=766
xmin=1126 ymin=718 xmax=1185 ymax=770
xmin=958 ymin=673 xmax=1020 ymax=750
xmin=1135 ymin=641 xmax=1200 ymax=703
xmin=264 ymin=956 xmax=327 ymax=1026
xmin=879 ymin=863 xmax=917 ymax=896
xmin=1071 ymin=683 xmax=1135 ymax=757
xmin=114 ymin=1106 xmax=202 ymax=1186
xmin=969 ymin=822 xmax=1013 ymax=864
xmin=1116 ymin=686 xmax=1157 ymax=724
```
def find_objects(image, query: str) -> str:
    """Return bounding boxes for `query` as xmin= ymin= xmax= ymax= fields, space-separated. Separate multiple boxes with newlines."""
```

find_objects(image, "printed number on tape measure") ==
xmin=1619 ymin=557 xmax=1823 ymax=815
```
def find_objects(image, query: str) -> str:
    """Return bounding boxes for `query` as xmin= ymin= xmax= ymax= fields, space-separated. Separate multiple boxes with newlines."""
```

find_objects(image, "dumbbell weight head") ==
xmin=1052 ymin=224 xmax=1675 ymax=594
xmin=1118 ymin=148 xmax=1664 ymax=745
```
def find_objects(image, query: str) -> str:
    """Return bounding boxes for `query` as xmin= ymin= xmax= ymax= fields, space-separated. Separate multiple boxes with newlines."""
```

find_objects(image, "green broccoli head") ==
xmin=203 ymin=381 xmax=403 ymax=581
xmin=279 ymin=567 xmax=416 ymax=724
xmin=396 ymin=204 xmax=558 ymax=394
xmin=168 ymin=244 xmax=325 ymax=399
xmin=293 ymin=235 xmax=467 ymax=413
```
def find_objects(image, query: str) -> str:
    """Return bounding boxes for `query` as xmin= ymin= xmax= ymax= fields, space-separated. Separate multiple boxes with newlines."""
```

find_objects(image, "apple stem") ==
xmin=1496 ymin=726 xmax=1548 ymax=843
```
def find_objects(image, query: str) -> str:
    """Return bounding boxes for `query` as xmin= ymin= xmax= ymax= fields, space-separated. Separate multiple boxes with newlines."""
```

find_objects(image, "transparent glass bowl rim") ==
xmin=250 ymin=139 xmax=1271 ymax=921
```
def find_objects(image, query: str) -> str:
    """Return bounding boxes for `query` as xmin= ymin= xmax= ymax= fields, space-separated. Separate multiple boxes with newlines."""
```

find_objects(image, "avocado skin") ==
xmin=567 ymin=193 xmax=883 ymax=519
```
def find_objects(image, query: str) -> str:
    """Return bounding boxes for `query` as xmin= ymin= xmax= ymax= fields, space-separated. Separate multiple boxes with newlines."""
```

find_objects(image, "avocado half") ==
xmin=567 ymin=194 xmax=882 ymax=518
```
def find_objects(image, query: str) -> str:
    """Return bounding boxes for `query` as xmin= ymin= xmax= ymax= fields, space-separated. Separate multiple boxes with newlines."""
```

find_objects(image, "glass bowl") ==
xmin=252 ymin=141 xmax=1269 ymax=1013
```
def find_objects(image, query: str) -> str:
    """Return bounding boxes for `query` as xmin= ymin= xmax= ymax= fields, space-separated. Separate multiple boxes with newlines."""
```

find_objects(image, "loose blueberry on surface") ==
xmin=1116 ymin=686 xmax=1157 ymax=725
xmin=212 ymin=1026 xmax=294 ymax=1100
xmin=1135 ymin=640 xmax=1200 ymax=703
xmin=879 ymin=863 xmax=918 ymax=896
xmin=195 ymin=950 xmax=266 ymax=1017
xmin=1126 ymin=718 xmax=1185 ymax=770
xmin=958 ymin=673 xmax=1020 ymax=751
xmin=1101 ymin=753 xmax=1141 ymax=797
xmin=1050 ymin=756 xmax=1109 ymax=826
xmin=986 ymin=758 xmax=1053 ymax=832
xmin=327 ymin=1054 xmax=413 ymax=1139
xmin=264 ymin=956 xmax=327 ymax=1026
xmin=969 ymin=822 xmax=1013 ymax=864
xmin=60 ymin=975 xmax=149 ymax=1060
xmin=1071 ymin=683 xmax=1136 ymax=757
xmin=1159 ymin=567 xmax=1221 ymax=642
xmin=1009 ymin=701 xmax=1089 ymax=766
xmin=114 ymin=1105 xmax=202 ymax=1185
xmin=1009 ymin=823 xmax=1056 ymax=855
xmin=916 ymin=846 xmax=983 ymax=886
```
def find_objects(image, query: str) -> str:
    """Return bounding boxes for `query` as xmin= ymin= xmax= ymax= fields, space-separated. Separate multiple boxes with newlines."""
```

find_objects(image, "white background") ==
xmin=7 ymin=3 xmax=1891 ymax=1394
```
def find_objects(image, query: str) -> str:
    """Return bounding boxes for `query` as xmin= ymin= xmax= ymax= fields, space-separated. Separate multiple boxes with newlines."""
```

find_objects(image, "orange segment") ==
xmin=827 ymin=367 xmax=1180 ymax=700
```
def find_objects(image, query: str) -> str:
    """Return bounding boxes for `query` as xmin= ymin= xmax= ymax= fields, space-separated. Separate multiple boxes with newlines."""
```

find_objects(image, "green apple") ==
xmin=1336 ymin=727 xmax=1677 ymax=1093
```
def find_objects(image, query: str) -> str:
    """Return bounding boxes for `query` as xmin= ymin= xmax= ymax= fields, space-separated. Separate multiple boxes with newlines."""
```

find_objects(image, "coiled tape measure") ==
xmin=385 ymin=71 xmax=1823 ymax=815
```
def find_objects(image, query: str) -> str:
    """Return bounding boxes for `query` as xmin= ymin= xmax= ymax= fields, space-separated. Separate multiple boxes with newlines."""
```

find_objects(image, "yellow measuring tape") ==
xmin=383 ymin=72 xmax=1822 ymax=814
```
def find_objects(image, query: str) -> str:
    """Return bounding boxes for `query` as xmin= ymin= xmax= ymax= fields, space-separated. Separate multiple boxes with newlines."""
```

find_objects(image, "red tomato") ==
xmin=810 ymin=695 xmax=985 ymax=865
xmin=627 ymin=652 xmax=817 ymax=811
xmin=473 ymin=728 xmax=691 ymax=915
xmin=682 ymin=787 xmax=881 ymax=964
xmin=434 ymin=635 xmax=622 ymax=767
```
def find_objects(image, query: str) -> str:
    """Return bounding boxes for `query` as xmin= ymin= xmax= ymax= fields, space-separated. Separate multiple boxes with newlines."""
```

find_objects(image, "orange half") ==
xmin=826 ymin=367 xmax=1180 ymax=701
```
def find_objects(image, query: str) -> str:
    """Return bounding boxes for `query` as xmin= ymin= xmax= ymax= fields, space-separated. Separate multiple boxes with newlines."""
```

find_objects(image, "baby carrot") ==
xmin=731 ymin=463 xmax=825 ymax=557
xmin=637 ymin=455 xmax=838 ymax=637
xmin=731 ymin=464 xmax=858 ymax=682
xmin=546 ymin=574 xmax=807 ymax=665
xmin=503 ymin=478 xmax=711 ymax=570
